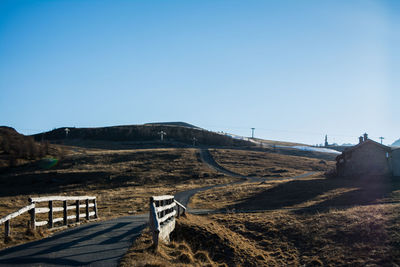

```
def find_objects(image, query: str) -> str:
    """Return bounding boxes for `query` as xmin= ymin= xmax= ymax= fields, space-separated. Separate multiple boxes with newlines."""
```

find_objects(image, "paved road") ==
xmin=198 ymin=149 xmax=249 ymax=179
xmin=0 ymin=215 xmax=148 ymax=266
xmin=175 ymin=149 xmax=250 ymax=210
xmin=0 ymin=148 xmax=316 ymax=266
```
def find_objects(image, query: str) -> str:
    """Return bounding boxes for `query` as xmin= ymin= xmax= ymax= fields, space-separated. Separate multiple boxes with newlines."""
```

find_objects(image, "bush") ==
xmin=324 ymin=167 xmax=337 ymax=178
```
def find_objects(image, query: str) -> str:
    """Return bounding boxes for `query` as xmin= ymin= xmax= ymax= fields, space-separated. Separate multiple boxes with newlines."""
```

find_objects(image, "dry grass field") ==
xmin=191 ymin=175 xmax=400 ymax=211
xmin=123 ymin=203 xmax=400 ymax=266
xmin=251 ymin=138 xmax=308 ymax=147
xmin=120 ymin=224 xmax=220 ymax=267
xmin=190 ymin=179 xmax=301 ymax=210
xmin=125 ymin=149 xmax=400 ymax=266
xmin=207 ymin=204 xmax=400 ymax=266
xmin=209 ymin=149 xmax=334 ymax=178
xmin=0 ymin=147 xmax=236 ymax=249
xmin=2 ymin=141 xmax=399 ymax=266
xmin=128 ymin=176 xmax=400 ymax=266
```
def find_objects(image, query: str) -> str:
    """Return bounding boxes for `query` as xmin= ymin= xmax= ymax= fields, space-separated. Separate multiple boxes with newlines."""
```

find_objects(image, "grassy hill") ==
xmin=144 ymin=121 xmax=201 ymax=129
xmin=33 ymin=123 xmax=254 ymax=149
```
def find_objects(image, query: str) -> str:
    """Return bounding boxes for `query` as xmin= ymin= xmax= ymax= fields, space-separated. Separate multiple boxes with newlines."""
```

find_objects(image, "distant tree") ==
xmin=28 ymin=137 xmax=37 ymax=159
xmin=44 ymin=140 xmax=50 ymax=155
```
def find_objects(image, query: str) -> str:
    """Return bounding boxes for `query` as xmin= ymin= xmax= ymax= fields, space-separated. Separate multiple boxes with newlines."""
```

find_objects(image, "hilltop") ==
xmin=32 ymin=123 xmax=254 ymax=149
xmin=144 ymin=121 xmax=200 ymax=129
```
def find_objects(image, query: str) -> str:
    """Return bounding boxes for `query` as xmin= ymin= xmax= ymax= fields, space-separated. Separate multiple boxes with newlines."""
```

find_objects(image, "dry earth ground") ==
xmin=0 ymin=147 xmax=237 ymax=250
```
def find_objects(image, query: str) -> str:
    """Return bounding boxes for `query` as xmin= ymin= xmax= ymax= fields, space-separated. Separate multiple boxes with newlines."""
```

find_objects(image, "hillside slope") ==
xmin=33 ymin=123 xmax=254 ymax=148
xmin=144 ymin=121 xmax=200 ymax=129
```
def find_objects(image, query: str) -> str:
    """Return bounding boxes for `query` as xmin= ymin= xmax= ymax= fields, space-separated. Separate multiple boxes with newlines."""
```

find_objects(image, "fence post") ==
xmin=29 ymin=205 xmax=36 ymax=230
xmin=48 ymin=201 xmax=53 ymax=228
xmin=149 ymin=197 xmax=160 ymax=248
xmin=4 ymin=220 xmax=10 ymax=242
xmin=75 ymin=200 xmax=80 ymax=223
xmin=177 ymin=205 xmax=180 ymax=218
xmin=63 ymin=201 xmax=67 ymax=225
xmin=86 ymin=199 xmax=89 ymax=220
xmin=93 ymin=199 xmax=98 ymax=219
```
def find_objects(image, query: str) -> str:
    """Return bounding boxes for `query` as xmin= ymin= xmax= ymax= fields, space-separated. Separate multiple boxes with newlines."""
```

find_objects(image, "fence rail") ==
xmin=149 ymin=195 xmax=186 ymax=248
xmin=0 ymin=195 xmax=98 ymax=242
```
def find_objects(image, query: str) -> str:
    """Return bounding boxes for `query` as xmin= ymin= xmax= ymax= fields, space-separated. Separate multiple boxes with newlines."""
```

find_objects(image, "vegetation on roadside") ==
xmin=120 ymin=224 xmax=220 ymax=267
xmin=125 ymin=205 xmax=400 ymax=266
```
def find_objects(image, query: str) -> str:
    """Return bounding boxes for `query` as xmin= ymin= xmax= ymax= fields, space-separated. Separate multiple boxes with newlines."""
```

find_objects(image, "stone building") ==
xmin=392 ymin=148 xmax=400 ymax=177
xmin=336 ymin=133 xmax=392 ymax=177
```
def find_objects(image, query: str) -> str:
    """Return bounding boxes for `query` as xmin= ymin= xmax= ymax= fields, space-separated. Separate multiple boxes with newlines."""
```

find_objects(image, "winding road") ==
xmin=0 ymin=149 xmax=316 ymax=266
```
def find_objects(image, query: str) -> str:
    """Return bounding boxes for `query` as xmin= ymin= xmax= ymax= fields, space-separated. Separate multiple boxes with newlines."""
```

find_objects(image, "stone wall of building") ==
xmin=342 ymin=142 xmax=391 ymax=176
xmin=392 ymin=149 xmax=400 ymax=177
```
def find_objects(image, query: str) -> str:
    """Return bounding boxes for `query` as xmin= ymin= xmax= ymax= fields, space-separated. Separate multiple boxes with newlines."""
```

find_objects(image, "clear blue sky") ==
xmin=1 ymin=0 xmax=399 ymax=145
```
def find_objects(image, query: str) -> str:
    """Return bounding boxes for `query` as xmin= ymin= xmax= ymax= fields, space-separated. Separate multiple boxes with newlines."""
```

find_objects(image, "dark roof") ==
xmin=336 ymin=139 xmax=391 ymax=161
xmin=343 ymin=139 xmax=391 ymax=154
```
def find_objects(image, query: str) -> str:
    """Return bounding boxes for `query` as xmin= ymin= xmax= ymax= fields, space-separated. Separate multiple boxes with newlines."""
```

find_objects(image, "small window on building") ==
xmin=386 ymin=152 xmax=389 ymax=158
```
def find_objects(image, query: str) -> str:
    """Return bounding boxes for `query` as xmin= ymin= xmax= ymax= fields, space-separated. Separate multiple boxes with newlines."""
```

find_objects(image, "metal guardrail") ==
xmin=149 ymin=195 xmax=186 ymax=248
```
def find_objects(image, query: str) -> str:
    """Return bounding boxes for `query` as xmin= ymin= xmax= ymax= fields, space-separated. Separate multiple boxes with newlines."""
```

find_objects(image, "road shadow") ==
xmin=0 ymin=223 xmax=99 ymax=258
xmin=0 ymin=219 xmax=146 ymax=266
xmin=223 ymin=176 xmax=399 ymax=213
xmin=0 ymin=171 xmax=112 ymax=197
xmin=294 ymin=176 xmax=400 ymax=214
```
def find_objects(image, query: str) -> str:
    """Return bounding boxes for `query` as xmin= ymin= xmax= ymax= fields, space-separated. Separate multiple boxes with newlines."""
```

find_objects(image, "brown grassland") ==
xmin=1 ymin=141 xmax=399 ymax=266
xmin=120 ymin=225 xmax=220 ymax=267
xmin=251 ymin=138 xmax=308 ymax=147
xmin=208 ymin=148 xmax=334 ymax=178
xmin=124 ymin=150 xmax=400 ymax=266
xmin=0 ymin=147 xmax=236 ymax=249
xmin=190 ymin=174 xmax=400 ymax=211
xmin=122 ymin=203 xmax=400 ymax=266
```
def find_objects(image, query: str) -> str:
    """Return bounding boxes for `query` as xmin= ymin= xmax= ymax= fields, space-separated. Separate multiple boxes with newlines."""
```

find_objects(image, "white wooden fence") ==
xmin=149 ymin=195 xmax=186 ymax=247
xmin=0 ymin=195 xmax=98 ymax=242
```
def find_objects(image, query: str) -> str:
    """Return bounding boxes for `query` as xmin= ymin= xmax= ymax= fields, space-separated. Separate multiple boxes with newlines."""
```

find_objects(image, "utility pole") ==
xmin=251 ymin=128 xmax=255 ymax=139
xmin=65 ymin=128 xmax=70 ymax=138
xmin=379 ymin=137 xmax=384 ymax=144
xmin=158 ymin=131 xmax=166 ymax=141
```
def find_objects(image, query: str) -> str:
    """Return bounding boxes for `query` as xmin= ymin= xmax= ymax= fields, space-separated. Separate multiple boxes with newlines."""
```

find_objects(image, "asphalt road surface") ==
xmin=0 ymin=215 xmax=147 ymax=266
